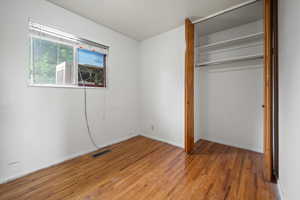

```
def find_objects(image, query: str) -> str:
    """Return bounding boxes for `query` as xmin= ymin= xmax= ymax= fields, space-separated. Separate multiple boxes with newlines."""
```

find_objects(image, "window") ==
xmin=30 ymin=37 xmax=74 ymax=84
xmin=78 ymin=49 xmax=106 ymax=87
xmin=28 ymin=21 xmax=108 ymax=88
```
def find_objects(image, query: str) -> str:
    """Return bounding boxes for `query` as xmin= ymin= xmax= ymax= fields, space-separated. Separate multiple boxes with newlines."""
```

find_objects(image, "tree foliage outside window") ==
xmin=31 ymin=38 xmax=73 ymax=84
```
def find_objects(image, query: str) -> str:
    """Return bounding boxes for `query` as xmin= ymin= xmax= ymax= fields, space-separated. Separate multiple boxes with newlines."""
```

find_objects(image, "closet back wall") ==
xmin=0 ymin=0 xmax=139 ymax=183
xmin=195 ymin=20 xmax=264 ymax=153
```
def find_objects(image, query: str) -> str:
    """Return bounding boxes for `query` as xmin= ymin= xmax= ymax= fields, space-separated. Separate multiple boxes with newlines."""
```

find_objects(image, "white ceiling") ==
xmin=47 ymin=0 xmax=254 ymax=41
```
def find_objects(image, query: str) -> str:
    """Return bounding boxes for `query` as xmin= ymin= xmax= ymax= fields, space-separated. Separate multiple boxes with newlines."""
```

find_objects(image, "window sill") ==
xmin=28 ymin=83 xmax=106 ymax=89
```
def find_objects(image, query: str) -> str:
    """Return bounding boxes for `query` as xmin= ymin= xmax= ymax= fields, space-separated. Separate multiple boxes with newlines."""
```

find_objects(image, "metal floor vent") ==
xmin=92 ymin=149 xmax=111 ymax=158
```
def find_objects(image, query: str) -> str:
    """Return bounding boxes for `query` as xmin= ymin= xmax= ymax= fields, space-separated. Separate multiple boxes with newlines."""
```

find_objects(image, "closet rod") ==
xmin=192 ymin=0 xmax=261 ymax=24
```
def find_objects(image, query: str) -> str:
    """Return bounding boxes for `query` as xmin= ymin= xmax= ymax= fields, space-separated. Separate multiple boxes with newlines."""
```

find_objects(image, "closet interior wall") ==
xmin=194 ymin=17 xmax=264 ymax=152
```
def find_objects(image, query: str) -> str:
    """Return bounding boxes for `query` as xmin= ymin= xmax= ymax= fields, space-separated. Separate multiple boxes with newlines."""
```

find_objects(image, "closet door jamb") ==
xmin=184 ymin=18 xmax=195 ymax=153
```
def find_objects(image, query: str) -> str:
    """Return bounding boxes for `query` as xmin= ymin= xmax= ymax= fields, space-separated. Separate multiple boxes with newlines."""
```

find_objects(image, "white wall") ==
xmin=0 ymin=0 xmax=139 ymax=183
xmin=278 ymin=0 xmax=300 ymax=199
xmin=139 ymin=26 xmax=185 ymax=148
xmin=195 ymin=66 xmax=263 ymax=152
xmin=138 ymin=21 xmax=264 ymax=152
xmin=195 ymin=20 xmax=264 ymax=152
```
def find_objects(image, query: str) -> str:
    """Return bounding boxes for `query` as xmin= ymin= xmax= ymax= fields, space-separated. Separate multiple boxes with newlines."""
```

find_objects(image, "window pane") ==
xmin=78 ymin=49 xmax=105 ymax=87
xmin=31 ymin=38 xmax=74 ymax=84
xmin=78 ymin=48 xmax=104 ymax=67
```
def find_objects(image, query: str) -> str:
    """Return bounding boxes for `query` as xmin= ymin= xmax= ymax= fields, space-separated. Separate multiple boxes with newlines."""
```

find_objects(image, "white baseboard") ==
xmin=140 ymin=133 xmax=183 ymax=148
xmin=139 ymin=134 xmax=261 ymax=153
xmin=201 ymin=137 xmax=263 ymax=153
xmin=277 ymin=179 xmax=284 ymax=200
xmin=0 ymin=134 xmax=138 ymax=184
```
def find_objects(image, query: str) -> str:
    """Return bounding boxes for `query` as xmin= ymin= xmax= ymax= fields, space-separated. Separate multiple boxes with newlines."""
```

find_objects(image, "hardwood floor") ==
xmin=0 ymin=136 xmax=279 ymax=200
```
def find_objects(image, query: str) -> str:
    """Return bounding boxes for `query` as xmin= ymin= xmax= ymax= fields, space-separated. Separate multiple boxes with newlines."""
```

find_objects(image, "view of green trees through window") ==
xmin=31 ymin=38 xmax=73 ymax=84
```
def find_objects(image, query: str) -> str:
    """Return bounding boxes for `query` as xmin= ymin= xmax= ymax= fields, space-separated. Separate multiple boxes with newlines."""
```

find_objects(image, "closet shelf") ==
xmin=196 ymin=54 xmax=264 ymax=67
xmin=196 ymin=32 xmax=264 ymax=52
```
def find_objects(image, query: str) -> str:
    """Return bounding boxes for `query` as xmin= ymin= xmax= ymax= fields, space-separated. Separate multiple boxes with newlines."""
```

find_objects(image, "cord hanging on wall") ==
xmin=78 ymin=71 xmax=99 ymax=150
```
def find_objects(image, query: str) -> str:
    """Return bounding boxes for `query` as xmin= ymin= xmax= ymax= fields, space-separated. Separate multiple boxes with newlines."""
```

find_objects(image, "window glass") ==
xmin=78 ymin=48 xmax=106 ymax=87
xmin=31 ymin=37 xmax=74 ymax=84
xmin=78 ymin=48 xmax=104 ymax=67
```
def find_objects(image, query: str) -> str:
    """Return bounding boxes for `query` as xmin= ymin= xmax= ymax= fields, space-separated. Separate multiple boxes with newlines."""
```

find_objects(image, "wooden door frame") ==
xmin=264 ymin=0 xmax=278 ymax=182
xmin=184 ymin=18 xmax=195 ymax=153
xmin=184 ymin=0 xmax=278 ymax=181
xmin=272 ymin=0 xmax=279 ymax=181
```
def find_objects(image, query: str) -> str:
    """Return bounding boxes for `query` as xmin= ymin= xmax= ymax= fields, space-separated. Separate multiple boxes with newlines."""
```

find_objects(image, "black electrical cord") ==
xmin=79 ymin=71 xmax=99 ymax=150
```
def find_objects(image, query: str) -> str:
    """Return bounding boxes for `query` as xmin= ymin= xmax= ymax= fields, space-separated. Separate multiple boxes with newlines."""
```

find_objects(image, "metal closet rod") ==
xmin=192 ymin=0 xmax=262 ymax=24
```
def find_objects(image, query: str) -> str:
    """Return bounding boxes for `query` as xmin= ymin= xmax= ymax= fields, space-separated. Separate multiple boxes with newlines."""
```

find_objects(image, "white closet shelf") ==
xmin=196 ymin=32 xmax=264 ymax=51
xmin=196 ymin=54 xmax=264 ymax=67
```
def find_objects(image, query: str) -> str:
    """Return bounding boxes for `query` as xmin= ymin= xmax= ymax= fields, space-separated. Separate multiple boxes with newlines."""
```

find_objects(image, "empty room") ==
xmin=0 ymin=0 xmax=299 ymax=199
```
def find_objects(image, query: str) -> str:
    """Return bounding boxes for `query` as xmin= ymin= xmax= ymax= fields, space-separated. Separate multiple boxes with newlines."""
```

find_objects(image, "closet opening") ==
xmin=184 ymin=0 xmax=278 ymax=182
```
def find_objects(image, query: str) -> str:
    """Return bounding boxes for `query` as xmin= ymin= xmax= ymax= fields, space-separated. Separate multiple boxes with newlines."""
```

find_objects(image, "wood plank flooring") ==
xmin=0 ymin=136 xmax=279 ymax=200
